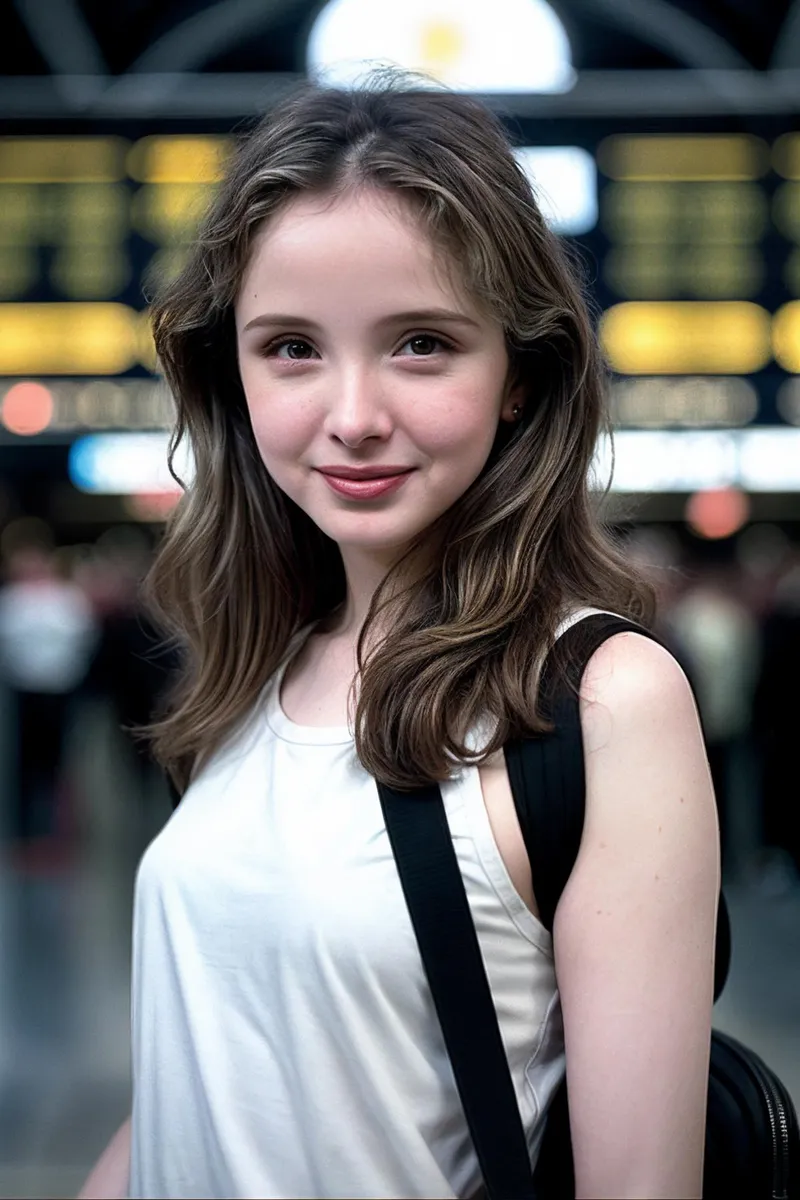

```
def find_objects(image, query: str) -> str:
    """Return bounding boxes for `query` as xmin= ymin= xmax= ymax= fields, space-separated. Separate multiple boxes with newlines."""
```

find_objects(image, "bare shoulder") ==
xmin=580 ymin=628 xmax=690 ymax=704
xmin=566 ymin=627 xmax=718 ymax=870
xmin=577 ymin=630 xmax=700 ymax=758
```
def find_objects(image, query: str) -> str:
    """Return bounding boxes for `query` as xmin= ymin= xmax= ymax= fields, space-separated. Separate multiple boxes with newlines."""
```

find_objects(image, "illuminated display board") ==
xmin=65 ymin=427 xmax=800 ymax=494
xmin=2 ymin=119 xmax=800 ymax=432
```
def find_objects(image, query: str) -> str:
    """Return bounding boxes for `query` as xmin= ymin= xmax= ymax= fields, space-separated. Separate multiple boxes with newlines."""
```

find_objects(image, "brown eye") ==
xmin=270 ymin=338 xmax=316 ymax=360
xmin=408 ymin=335 xmax=439 ymax=355
xmin=402 ymin=334 xmax=451 ymax=357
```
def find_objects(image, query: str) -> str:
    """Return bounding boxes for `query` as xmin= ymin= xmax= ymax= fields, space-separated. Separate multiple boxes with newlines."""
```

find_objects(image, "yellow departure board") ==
xmin=0 ymin=128 xmax=799 ymax=425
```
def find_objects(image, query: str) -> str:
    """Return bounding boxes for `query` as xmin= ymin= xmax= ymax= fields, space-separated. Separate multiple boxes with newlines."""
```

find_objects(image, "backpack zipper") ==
xmin=714 ymin=1031 xmax=792 ymax=1200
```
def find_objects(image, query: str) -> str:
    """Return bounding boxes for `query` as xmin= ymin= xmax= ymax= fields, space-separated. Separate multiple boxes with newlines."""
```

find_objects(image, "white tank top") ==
xmin=129 ymin=607 xmax=612 ymax=1199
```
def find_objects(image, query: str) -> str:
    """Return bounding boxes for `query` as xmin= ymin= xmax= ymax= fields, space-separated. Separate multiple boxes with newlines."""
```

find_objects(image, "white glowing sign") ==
xmin=306 ymin=0 xmax=576 ymax=94
xmin=69 ymin=433 xmax=191 ymax=494
xmin=69 ymin=429 xmax=800 ymax=499
xmin=593 ymin=429 xmax=800 ymax=493
xmin=514 ymin=147 xmax=598 ymax=236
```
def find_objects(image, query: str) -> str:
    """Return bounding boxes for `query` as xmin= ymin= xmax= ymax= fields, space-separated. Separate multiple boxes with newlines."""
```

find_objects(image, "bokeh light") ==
xmin=1 ymin=381 xmax=54 ymax=435
xmin=123 ymin=492 xmax=181 ymax=521
xmin=685 ymin=486 xmax=751 ymax=539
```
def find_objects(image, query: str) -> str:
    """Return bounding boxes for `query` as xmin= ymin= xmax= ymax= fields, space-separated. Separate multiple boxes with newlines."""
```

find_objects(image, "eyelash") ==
xmin=261 ymin=332 xmax=456 ymax=360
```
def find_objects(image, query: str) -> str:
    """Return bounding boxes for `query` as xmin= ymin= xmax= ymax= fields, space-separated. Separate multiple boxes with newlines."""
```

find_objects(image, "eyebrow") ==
xmin=241 ymin=308 xmax=482 ymax=334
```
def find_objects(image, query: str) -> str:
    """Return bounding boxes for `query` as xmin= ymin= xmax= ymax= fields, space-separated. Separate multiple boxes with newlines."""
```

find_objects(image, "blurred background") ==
xmin=1 ymin=0 xmax=800 ymax=1195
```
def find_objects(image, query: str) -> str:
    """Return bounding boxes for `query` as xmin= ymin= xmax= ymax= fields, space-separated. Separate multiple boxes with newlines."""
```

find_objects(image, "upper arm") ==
xmin=552 ymin=633 xmax=720 ymax=1200
xmin=78 ymin=1116 xmax=131 ymax=1199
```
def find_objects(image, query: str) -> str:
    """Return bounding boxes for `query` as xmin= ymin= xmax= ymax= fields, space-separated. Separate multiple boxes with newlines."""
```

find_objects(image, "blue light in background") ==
xmin=68 ymin=432 xmax=183 ymax=494
xmin=69 ymin=435 xmax=103 ymax=492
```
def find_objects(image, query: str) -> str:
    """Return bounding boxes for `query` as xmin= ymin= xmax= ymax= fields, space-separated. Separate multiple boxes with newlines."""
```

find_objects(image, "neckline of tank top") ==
xmin=266 ymin=618 xmax=353 ymax=745
xmin=264 ymin=606 xmax=620 ymax=746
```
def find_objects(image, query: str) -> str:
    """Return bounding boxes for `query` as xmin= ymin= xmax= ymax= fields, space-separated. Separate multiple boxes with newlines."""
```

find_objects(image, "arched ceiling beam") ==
xmin=124 ymin=0 xmax=751 ymax=78
xmin=772 ymin=0 xmax=800 ymax=69
xmin=126 ymin=0 xmax=309 ymax=75
xmin=570 ymin=0 xmax=750 ymax=72
xmin=13 ymin=0 xmax=108 ymax=74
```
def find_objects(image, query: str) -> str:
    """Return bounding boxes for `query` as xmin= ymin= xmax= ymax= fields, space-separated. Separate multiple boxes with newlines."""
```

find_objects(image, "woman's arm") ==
xmin=77 ymin=1116 xmax=131 ymax=1199
xmin=553 ymin=632 xmax=720 ymax=1200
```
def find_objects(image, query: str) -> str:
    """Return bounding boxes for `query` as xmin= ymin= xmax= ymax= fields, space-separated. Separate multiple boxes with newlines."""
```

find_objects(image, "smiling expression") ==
xmin=235 ymin=186 xmax=523 ymax=561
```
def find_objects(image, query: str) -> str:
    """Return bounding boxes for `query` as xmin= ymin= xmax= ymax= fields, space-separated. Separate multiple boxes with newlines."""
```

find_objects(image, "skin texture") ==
xmin=77 ymin=1117 xmax=130 ymax=1198
xmin=234 ymin=185 xmax=524 ymax=638
xmin=559 ymin=632 xmax=720 ymax=1198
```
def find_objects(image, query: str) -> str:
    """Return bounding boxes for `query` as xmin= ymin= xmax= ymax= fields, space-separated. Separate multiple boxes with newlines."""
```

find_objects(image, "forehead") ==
xmin=237 ymin=186 xmax=473 ymax=312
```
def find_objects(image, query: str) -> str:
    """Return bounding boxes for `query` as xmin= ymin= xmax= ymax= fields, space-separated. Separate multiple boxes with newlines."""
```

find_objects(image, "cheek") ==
xmin=418 ymin=378 xmax=504 ymax=457
xmin=241 ymin=380 xmax=310 ymax=464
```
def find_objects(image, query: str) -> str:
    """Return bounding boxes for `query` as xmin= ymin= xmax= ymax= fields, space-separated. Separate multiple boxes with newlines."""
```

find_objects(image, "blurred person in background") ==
xmin=665 ymin=561 xmax=761 ymax=876
xmin=80 ymin=528 xmax=177 ymax=836
xmin=0 ymin=533 xmax=99 ymax=863
xmin=752 ymin=552 xmax=800 ymax=892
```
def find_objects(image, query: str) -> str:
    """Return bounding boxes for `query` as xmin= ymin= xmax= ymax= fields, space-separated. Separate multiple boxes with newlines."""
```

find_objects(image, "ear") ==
xmin=500 ymin=368 xmax=527 ymax=424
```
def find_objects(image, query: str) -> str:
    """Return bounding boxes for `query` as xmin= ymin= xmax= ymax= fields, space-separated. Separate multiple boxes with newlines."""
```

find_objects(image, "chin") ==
xmin=317 ymin=511 xmax=432 ymax=546
xmin=324 ymin=526 xmax=421 ymax=550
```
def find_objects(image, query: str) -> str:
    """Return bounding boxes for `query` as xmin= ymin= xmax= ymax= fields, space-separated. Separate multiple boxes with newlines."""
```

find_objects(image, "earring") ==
xmin=512 ymin=404 xmax=523 ymax=420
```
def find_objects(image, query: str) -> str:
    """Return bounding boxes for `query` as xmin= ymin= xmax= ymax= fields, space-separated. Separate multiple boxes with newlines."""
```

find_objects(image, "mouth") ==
xmin=318 ymin=469 xmax=415 ymax=499
xmin=317 ymin=469 xmax=414 ymax=481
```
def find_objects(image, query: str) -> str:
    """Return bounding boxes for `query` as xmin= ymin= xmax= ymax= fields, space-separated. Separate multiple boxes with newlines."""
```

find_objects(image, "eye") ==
xmin=264 ymin=336 xmax=317 ymax=361
xmin=399 ymin=334 xmax=452 ymax=357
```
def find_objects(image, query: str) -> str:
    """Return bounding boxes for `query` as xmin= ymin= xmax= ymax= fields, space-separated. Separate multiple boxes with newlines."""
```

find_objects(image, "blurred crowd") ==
xmin=630 ymin=523 xmax=800 ymax=893
xmin=0 ymin=517 xmax=797 ymax=893
xmin=0 ymin=517 xmax=176 ymax=867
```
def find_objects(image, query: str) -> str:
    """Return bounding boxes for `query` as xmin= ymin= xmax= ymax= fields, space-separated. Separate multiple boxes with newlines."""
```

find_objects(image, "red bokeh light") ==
xmin=124 ymin=492 xmax=181 ymax=522
xmin=685 ymin=487 xmax=750 ymax=540
xmin=1 ymin=382 xmax=54 ymax=436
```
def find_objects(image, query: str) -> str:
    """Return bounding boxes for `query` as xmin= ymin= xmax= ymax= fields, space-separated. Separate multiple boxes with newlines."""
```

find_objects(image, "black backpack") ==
xmin=377 ymin=613 xmax=800 ymax=1200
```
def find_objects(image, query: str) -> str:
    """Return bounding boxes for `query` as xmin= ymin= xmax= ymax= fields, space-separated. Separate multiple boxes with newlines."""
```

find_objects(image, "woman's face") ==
xmin=235 ymin=186 xmax=522 ymax=563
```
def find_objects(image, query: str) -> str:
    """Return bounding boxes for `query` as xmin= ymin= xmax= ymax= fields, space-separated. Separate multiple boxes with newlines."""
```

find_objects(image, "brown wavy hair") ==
xmin=144 ymin=69 xmax=655 ymax=793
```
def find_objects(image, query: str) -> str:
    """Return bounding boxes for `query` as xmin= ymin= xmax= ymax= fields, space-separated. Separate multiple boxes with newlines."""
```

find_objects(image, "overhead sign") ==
xmin=2 ymin=127 xmax=800 ymax=429
xmin=67 ymin=428 xmax=800 ymax=496
xmin=306 ymin=0 xmax=575 ymax=93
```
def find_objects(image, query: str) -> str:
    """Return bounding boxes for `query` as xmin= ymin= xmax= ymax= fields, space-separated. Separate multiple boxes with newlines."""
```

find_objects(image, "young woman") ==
xmin=79 ymin=73 xmax=720 ymax=1200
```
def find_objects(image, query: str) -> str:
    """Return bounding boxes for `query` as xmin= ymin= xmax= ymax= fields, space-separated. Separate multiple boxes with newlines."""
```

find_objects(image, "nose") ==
xmin=322 ymin=362 xmax=393 ymax=446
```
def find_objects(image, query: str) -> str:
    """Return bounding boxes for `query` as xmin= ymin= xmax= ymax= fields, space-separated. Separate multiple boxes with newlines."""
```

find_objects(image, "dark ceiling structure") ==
xmin=3 ymin=0 xmax=798 ymax=75
xmin=3 ymin=0 xmax=800 ymax=118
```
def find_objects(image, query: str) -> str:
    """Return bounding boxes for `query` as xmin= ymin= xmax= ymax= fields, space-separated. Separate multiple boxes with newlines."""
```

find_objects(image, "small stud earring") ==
xmin=512 ymin=404 xmax=523 ymax=420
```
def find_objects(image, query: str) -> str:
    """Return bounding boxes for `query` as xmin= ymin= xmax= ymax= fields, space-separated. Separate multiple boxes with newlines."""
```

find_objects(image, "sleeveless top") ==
xmin=128 ymin=607 xmax=611 ymax=1199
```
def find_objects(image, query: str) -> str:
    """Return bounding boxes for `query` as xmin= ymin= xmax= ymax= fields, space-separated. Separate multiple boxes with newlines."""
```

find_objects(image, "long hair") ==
xmin=145 ymin=70 xmax=655 ymax=793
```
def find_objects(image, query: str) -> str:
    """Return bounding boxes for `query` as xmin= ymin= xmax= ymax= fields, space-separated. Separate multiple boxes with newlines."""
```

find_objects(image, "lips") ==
xmin=318 ymin=468 xmax=413 ymax=480
xmin=319 ymin=470 xmax=414 ymax=500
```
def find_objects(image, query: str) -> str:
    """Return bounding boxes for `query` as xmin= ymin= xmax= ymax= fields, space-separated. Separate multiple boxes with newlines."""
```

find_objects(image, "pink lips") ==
xmin=320 ymin=471 xmax=414 ymax=500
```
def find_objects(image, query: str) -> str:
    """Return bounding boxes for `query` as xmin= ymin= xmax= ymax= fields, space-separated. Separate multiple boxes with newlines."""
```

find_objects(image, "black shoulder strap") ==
xmin=505 ymin=612 xmax=730 ymax=1000
xmin=377 ymin=779 xmax=537 ymax=1200
xmin=505 ymin=613 xmax=658 ymax=932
